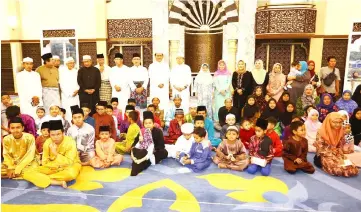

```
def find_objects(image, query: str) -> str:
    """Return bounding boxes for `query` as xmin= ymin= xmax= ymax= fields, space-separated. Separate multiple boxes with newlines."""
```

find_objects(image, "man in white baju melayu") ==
xmin=129 ymin=53 xmax=149 ymax=109
xmin=59 ymin=57 xmax=80 ymax=121
xmin=170 ymin=54 xmax=192 ymax=111
xmin=149 ymin=52 xmax=170 ymax=111
xmin=109 ymin=53 xmax=130 ymax=113
xmin=16 ymin=57 xmax=43 ymax=118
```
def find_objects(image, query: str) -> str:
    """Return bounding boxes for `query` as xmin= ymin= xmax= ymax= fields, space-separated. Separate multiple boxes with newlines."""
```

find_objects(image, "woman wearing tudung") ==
xmin=251 ymin=59 xmax=269 ymax=95
xmin=194 ymin=63 xmax=214 ymax=119
xmin=213 ymin=60 xmax=232 ymax=122
xmin=266 ymin=63 xmax=286 ymax=102
xmin=232 ymin=60 xmax=252 ymax=109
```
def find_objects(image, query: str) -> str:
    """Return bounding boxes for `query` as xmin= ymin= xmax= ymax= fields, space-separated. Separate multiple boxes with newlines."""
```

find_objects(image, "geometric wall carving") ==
xmin=353 ymin=22 xmax=361 ymax=32
xmin=1 ymin=43 xmax=15 ymax=93
xmin=78 ymin=42 xmax=97 ymax=66
xmin=22 ymin=43 xmax=42 ymax=69
xmin=42 ymin=29 xmax=75 ymax=38
xmin=107 ymin=19 xmax=152 ymax=39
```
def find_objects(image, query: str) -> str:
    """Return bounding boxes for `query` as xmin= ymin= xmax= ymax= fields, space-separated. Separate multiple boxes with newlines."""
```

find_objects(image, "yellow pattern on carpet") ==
xmin=198 ymin=173 xmax=288 ymax=202
xmin=69 ymin=166 xmax=131 ymax=191
xmin=107 ymin=178 xmax=200 ymax=212
xmin=1 ymin=204 xmax=99 ymax=212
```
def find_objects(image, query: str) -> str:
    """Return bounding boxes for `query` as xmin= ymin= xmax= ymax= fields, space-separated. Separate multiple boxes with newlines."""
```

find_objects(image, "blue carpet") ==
xmin=2 ymin=153 xmax=361 ymax=212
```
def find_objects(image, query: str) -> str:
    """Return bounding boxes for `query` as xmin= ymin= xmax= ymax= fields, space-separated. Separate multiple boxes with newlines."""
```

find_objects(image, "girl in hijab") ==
xmin=304 ymin=109 xmax=322 ymax=152
xmin=213 ymin=60 xmax=232 ymax=122
xmin=261 ymin=98 xmax=280 ymax=120
xmin=296 ymin=84 xmax=320 ymax=117
xmin=242 ymin=95 xmax=260 ymax=120
xmin=251 ymin=59 xmax=269 ymax=95
xmin=351 ymin=84 xmax=361 ymax=107
xmin=314 ymin=112 xmax=359 ymax=177
xmin=253 ymin=86 xmax=267 ymax=113
xmin=350 ymin=108 xmax=361 ymax=146
xmin=308 ymin=60 xmax=321 ymax=91
xmin=266 ymin=63 xmax=286 ymax=101
xmin=194 ymin=63 xmax=214 ymax=118
xmin=276 ymin=92 xmax=290 ymax=113
xmin=280 ymin=102 xmax=296 ymax=128
xmin=232 ymin=60 xmax=252 ymax=109
xmin=317 ymin=93 xmax=339 ymax=122
xmin=335 ymin=90 xmax=358 ymax=117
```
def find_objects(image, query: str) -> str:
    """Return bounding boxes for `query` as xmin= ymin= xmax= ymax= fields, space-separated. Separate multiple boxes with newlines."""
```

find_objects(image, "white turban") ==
xmin=22 ymin=57 xmax=33 ymax=63
xmin=181 ymin=123 xmax=194 ymax=134
xmin=176 ymin=53 xmax=184 ymax=58
xmin=65 ymin=57 xmax=75 ymax=64
xmin=83 ymin=55 xmax=91 ymax=60
xmin=52 ymin=55 xmax=60 ymax=59
xmin=226 ymin=113 xmax=236 ymax=120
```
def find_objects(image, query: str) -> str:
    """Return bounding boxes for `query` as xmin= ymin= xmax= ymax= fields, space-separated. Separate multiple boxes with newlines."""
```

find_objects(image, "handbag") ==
xmin=323 ymin=68 xmax=337 ymax=86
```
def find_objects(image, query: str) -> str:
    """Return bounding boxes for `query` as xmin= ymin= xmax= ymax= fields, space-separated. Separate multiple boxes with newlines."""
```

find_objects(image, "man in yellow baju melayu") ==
xmin=1 ymin=117 xmax=47 ymax=187
xmin=36 ymin=120 xmax=82 ymax=188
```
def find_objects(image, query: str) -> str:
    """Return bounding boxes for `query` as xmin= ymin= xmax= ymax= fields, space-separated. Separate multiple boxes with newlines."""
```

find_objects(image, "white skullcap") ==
xmin=189 ymin=100 xmax=197 ymax=108
xmin=176 ymin=53 xmax=184 ymax=58
xmin=22 ymin=57 xmax=33 ymax=63
xmin=226 ymin=113 xmax=236 ymax=120
xmin=65 ymin=57 xmax=75 ymax=63
xmin=83 ymin=55 xmax=91 ymax=60
xmin=181 ymin=123 xmax=194 ymax=134
xmin=227 ymin=126 xmax=239 ymax=132
xmin=52 ymin=55 xmax=60 ymax=59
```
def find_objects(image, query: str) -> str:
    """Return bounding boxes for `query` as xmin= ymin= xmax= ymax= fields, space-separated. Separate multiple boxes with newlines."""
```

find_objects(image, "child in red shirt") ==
xmin=266 ymin=117 xmax=283 ymax=157
xmin=35 ymin=121 xmax=50 ymax=160
xmin=239 ymin=119 xmax=255 ymax=149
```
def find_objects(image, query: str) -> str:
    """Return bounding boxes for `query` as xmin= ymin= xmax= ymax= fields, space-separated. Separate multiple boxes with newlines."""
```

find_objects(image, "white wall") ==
xmin=106 ymin=0 xmax=152 ymax=19
xmin=1 ymin=0 xmax=11 ymax=40
xmin=18 ymin=0 xmax=97 ymax=39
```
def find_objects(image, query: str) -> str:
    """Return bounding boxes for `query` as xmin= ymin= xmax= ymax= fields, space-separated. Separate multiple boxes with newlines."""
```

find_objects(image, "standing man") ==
xmin=129 ymin=53 xmax=149 ymax=109
xmin=16 ymin=57 xmax=43 ymax=118
xmin=170 ymin=53 xmax=192 ymax=110
xmin=53 ymin=55 xmax=61 ymax=69
xmin=95 ymin=53 xmax=112 ymax=104
xmin=36 ymin=53 xmax=60 ymax=114
xmin=149 ymin=52 xmax=170 ymax=111
xmin=320 ymin=56 xmax=341 ymax=100
xmin=59 ymin=57 xmax=79 ymax=121
xmin=77 ymin=55 xmax=101 ymax=116
xmin=109 ymin=53 xmax=130 ymax=113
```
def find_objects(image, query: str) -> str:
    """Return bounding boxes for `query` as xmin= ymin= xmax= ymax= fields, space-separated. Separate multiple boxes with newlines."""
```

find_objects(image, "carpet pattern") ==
xmin=2 ymin=153 xmax=361 ymax=212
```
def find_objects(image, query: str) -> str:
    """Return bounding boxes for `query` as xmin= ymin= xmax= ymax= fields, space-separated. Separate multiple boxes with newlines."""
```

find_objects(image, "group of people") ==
xmin=2 ymin=52 xmax=361 ymax=189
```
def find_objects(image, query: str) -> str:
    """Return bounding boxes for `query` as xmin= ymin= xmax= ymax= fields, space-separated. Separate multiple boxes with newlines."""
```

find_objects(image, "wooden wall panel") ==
xmin=78 ymin=42 xmax=97 ymax=66
xmin=22 ymin=43 xmax=42 ymax=69
xmin=1 ymin=44 xmax=14 ymax=92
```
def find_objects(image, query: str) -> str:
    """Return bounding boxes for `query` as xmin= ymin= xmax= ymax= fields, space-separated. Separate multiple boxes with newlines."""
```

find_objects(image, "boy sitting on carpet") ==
xmin=196 ymin=106 xmax=221 ymax=147
xmin=179 ymin=127 xmax=212 ymax=173
xmin=164 ymin=109 xmax=185 ymax=144
xmin=111 ymin=97 xmax=123 ymax=129
xmin=81 ymin=103 xmax=95 ymax=129
xmin=282 ymin=121 xmax=315 ymax=174
xmin=59 ymin=108 xmax=71 ymax=134
xmin=247 ymin=118 xmax=274 ymax=176
xmin=220 ymin=113 xmax=239 ymax=139
xmin=165 ymin=123 xmax=194 ymax=160
xmin=106 ymin=105 xmax=120 ymax=138
xmin=35 ymin=121 xmax=50 ymax=160
xmin=116 ymin=111 xmax=140 ymax=154
xmin=93 ymin=101 xmax=116 ymax=140
xmin=266 ymin=117 xmax=283 ymax=157
xmin=239 ymin=119 xmax=255 ymax=150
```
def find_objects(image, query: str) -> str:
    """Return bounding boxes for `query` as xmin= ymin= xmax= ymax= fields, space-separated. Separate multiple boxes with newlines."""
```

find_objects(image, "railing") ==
xmin=256 ymin=3 xmax=317 ymax=34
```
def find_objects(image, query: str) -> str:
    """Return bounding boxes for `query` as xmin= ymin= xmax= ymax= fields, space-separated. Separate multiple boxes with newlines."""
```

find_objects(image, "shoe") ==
xmin=287 ymin=84 xmax=292 ymax=89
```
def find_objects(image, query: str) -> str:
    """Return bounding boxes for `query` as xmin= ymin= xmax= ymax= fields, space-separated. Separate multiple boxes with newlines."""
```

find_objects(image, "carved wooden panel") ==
xmin=78 ymin=42 xmax=97 ymax=66
xmin=294 ymin=44 xmax=308 ymax=65
xmin=1 ymin=44 xmax=14 ymax=92
xmin=255 ymin=41 xmax=267 ymax=68
xmin=322 ymin=39 xmax=348 ymax=91
xmin=353 ymin=22 xmax=361 ymax=32
xmin=43 ymin=29 xmax=75 ymax=38
xmin=22 ymin=43 xmax=41 ymax=69
xmin=107 ymin=19 xmax=152 ymax=39
xmin=268 ymin=44 xmax=291 ymax=74
xmin=256 ymin=9 xmax=316 ymax=34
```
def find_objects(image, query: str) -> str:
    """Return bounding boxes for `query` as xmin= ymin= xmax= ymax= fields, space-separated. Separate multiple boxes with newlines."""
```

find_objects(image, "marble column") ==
xmin=237 ymin=0 xmax=257 ymax=70
xmin=152 ymin=0 xmax=169 ymax=62
xmin=228 ymin=39 xmax=238 ymax=73
xmin=169 ymin=40 xmax=180 ymax=70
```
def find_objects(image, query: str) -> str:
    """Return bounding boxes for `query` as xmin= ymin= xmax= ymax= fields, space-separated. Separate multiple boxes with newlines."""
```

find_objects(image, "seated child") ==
xmin=239 ymin=119 xmax=255 ymax=149
xmin=284 ymin=61 xmax=301 ymax=90
xmin=67 ymin=107 xmax=96 ymax=166
xmin=116 ymin=111 xmax=140 ymax=154
xmin=304 ymin=110 xmax=321 ymax=152
xmin=111 ymin=97 xmax=123 ymax=129
xmin=164 ymin=109 xmax=184 ymax=144
xmin=266 ymin=117 xmax=283 ymax=157
xmin=42 ymin=104 xmax=64 ymax=125
xmin=179 ymin=127 xmax=212 ymax=173
xmin=131 ymin=111 xmax=168 ymax=176
xmin=35 ymin=121 xmax=50 ymax=158
xmin=165 ymin=95 xmax=184 ymax=128
xmin=35 ymin=107 xmax=46 ymax=135
xmin=93 ymin=125 xmax=123 ymax=168
xmin=220 ymin=113 xmax=239 ymax=139
xmin=214 ymin=126 xmax=249 ymax=171
xmin=282 ymin=121 xmax=315 ymax=174
xmin=185 ymin=102 xmax=198 ymax=123
xmin=59 ymin=108 xmax=71 ymax=134
xmin=81 ymin=103 xmax=95 ymax=129
xmin=242 ymin=95 xmax=259 ymax=120
xmin=165 ymin=123 xmax=194 ymax=159
xmin=29 ymin=96 xmax=41 ymax=119
xmin=247 ymin=118 xmax=274 ymax=176
xmin=194 ymin=115 xmax=213 ymax=148
xmin=341 ymin=118 xmax=361 ymax=167
xmin=120 ymin=105 xmax=142 ymax=134
xmin=147 ymin=104 xmax=161 ymax=127
xmin=151 ymin=97 xmax=165 ymax=128
xmin=93 ymin=101 xmax=117 ymax=140
xmin=106 ymin=105 xmax=120 ymax=138
xmin=197 ymin=106 xmax=221 ymax=147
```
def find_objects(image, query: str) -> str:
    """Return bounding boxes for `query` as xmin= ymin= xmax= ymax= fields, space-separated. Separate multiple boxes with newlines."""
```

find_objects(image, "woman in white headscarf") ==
xmin=194 ymin=63 xmax=213 ymax=118
xmin=251 ymin=59 xmax=269 ymax=95
xmin=266 ymin=63 xmax=286 ymax=102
